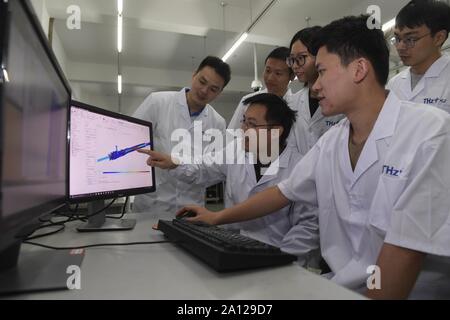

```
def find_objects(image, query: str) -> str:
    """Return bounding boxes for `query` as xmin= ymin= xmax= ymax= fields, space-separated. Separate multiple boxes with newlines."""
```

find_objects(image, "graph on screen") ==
xmin=69 ymin=106 xmax=153 ymax=198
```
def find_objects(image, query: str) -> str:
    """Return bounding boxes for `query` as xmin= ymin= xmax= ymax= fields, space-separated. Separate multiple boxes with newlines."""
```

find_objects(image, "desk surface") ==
xmin=11 ymin=213 xmax=364 ymax=300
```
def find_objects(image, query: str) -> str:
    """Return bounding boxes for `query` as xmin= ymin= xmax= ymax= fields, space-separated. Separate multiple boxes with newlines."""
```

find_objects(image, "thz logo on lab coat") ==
xmin=325 ymin=120 xmax=339 ymax=127
xmin=382 ymin=165 xmax=402 ymax=177
xmin=423 ymin=98 xmax=447 ymax=105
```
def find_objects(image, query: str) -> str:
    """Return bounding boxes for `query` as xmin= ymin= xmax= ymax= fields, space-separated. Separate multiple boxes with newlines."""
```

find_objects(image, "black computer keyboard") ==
xmin=158 ymin=219 xmax=297 ymax=272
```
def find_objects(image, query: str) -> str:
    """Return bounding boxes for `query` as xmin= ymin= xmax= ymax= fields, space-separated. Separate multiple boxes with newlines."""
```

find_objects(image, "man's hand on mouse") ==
xmin=176 ymin=206 xmax=219 ymax=225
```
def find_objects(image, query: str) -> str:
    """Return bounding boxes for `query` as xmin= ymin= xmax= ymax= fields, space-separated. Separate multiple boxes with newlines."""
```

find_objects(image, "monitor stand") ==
xmin=0 ymin=241 xmax=84 ymax=296
xmin=76 ymin=200 xmax=136 ymax=232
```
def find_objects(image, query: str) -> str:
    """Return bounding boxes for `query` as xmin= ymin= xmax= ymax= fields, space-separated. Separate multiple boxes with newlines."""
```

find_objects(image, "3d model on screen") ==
xmin=97 ymin=142 xmax=151 ymax=162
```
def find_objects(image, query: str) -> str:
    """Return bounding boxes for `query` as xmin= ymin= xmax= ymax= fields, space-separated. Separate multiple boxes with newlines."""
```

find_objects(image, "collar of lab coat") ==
xmin=402 ymin=54 xmax=450 ymax=79
xmin=178 ymin=88 xmax=210 ymax=121
xmin=283 ymin=88 xmax=294 ymax=101
xmin=367 ymin=91 xmax=401 ymax=142
xmin=271 ymin=145 xmax=292 ymax=169
xmin=297 ymin=87 xmax=324 ymax=123
xmin=342 ymin=92 xmax=400 ymax=185
xmin=246 ymin=146 xmax=293 ymax=186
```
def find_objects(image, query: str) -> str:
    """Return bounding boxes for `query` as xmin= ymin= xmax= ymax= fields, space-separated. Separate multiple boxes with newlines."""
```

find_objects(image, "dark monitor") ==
xmin=69 ymin=100 xmax=155 ymax=231
xmin=0 ymin=0 xmax=82 ymax=295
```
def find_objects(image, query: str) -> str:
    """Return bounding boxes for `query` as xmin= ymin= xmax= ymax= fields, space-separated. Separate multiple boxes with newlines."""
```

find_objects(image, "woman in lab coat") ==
xmin=139 ymin=93 xmax=320 ymax=267
xmin=287 ymin=27 xmax=344 ymax=155
xmin=132 ymin=56 xmax=230 ymax=215
xmin=387 ymin=0 xmax=450 ymax=113
xmin=178 ymin=16 xmax=450 ymax=300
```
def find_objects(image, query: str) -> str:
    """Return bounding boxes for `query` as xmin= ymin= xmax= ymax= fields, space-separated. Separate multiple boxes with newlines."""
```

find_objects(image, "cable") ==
xmin=27 ymin=200 xmax=118 ymax=241
xmin=23 ymin=240 xmax=172 ymax=251
xmin=25 ymin=224 xmax=66 ymax=241
xmin=66 ymin=203 xmax=80 ymax=214
xmin=54 ymin=199 xmax=117 ymax=222
xmin=27 ymin=205 xmax=82 ymax=241
xmin=49 ymin=203 xmax=85 ymax=221
xmin=84 ymin=198 xmax=117 ymax=219
xmin=106 ymin=196 xmax=129 ymax=220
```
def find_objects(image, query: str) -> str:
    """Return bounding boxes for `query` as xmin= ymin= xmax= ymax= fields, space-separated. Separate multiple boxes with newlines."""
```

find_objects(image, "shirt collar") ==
xmin=179 ymin=87 xmax=209 ymax=117
xmin=402 ymin=53 xmax=450 ymax=79
xmin=424 ymin=54 xmax=450 ymax=78
xmin=369 ymin=91 xmax=401 ymax=141
xmin=244 ymin=144 xmax=292 ymax=169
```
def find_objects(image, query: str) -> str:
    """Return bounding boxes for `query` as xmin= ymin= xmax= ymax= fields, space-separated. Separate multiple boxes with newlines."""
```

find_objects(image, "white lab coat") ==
xmin=289 ymin=87 xmax=345 ymax=156
xmin=278 ymin=92 xmax=450 ymax=299
xmin=132 ymin=88 xmax=226 ymax=215
xmin=227 ymin=88 xmax=296 ymax=130
xmin=387 ymin=54 xmax=450 ymax=114
xmin=170 ymin=146 xmax=320 ymax=267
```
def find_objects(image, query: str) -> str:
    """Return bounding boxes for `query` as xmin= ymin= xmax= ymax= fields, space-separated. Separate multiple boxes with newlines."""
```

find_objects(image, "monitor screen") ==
xmin=69 ymin=101 xmax=155 ymax=203
xmin=0 ymin=0 xmax=70 ymax=252
xmin=0 ymin=0 xmax=81 ymax=296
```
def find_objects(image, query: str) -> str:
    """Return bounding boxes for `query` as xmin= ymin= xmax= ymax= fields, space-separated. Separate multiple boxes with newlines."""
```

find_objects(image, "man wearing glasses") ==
xmin=139 ymin=93 xmax=320 ymax=267
xmin=176 ymin=15 xmax=450 ymax=300
xmin=388 ymin=0 xmax=450 ymax=114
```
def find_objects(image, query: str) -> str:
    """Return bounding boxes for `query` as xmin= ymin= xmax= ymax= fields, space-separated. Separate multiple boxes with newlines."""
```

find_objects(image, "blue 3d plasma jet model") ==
xmin=97 ymin=142 xmax=151 ymax=162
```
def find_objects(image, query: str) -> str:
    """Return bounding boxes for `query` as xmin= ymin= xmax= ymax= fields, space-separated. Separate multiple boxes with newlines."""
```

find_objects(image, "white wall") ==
xmin=30 ymin=0 xmax=49 ymax=36
xmin=72 ymin=90 xmax=243 ymax=125
xmin=349 ymin=0 xmax=410 ymax=22
xmin=51 ymin=29 xmax=68 ymax=76
xmin=66 ymin=59 xmax=255 ymax=122
xmin=66 ymin=61 xmax=254 ymax=95
xmin=30 ymin=0 xmax=68 ymax=75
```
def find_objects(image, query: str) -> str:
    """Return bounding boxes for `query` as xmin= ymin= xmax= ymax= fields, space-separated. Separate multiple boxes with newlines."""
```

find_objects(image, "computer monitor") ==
xmin=69 ymin=100 xmax=155 ymax=231
xmin=0 ymin=0 xmax=83 ymax=295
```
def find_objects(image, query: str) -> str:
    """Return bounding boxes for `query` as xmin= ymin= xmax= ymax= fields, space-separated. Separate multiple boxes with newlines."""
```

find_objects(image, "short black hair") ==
xmin=243 ymin=93 xmax=297 ymax=146
xmin=290 ymin=26 xmax=322 ymax=54
xmin=396 ymin=0 xmax=450 ymax=43
xmin=264 ymin=47 xmax=294 ymax=76
xmin=311 ymin=15 xmax=390 ymax=86
xmin=196 ymin=56 xmax=231 ymax=88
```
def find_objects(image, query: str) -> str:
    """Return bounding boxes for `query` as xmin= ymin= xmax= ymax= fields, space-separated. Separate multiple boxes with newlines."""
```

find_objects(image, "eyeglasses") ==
xmin=240 ymin=119 xmax=280 ymax=129
xmin=390 ymin=33 xmax=431 ymax=48
xmin=286 ymin=54 xmax=309 ymax=68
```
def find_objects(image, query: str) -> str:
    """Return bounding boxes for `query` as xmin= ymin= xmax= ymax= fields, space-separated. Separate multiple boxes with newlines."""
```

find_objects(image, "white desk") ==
xmin=11 ymin=213 xmax=364 ymax=300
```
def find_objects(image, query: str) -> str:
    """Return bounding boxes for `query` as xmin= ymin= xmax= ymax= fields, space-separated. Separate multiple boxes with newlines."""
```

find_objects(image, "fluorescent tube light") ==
xmin=222 ymin=32 xmax=248 ymax=62
xmin=117 ymin=15 xmax=123 ymax=53
xmin=382 ymin=18 xmax=396 ymax=32
xmin=2 ymin=67 xmax=9 ymax=82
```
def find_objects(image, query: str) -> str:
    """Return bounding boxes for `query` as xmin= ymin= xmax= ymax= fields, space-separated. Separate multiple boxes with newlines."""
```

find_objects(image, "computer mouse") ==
xmin=176 ymin=210 xmax=197 ymax=219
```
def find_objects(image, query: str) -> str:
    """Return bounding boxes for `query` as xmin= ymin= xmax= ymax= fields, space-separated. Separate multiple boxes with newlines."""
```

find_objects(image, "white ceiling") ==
xmin=36 ymin=0 xmax=415 ymax=114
